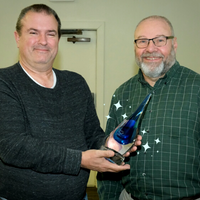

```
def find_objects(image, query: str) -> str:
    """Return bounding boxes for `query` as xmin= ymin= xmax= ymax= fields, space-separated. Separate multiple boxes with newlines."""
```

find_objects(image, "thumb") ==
xmin=101 ymin=149 xmax=115 ymax=158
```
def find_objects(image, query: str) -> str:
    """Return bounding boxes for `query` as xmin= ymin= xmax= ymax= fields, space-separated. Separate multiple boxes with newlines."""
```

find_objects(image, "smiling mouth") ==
xmin=141 ymin=52 xmax=164 ymax=60
xmin=34 ymin=46 xmax=50 ymax=51
xmin=34 ymin=49 xmax=50 ymax=55
xmin=144 ymin=57 xmax=161 ymax=60
xmin=142 ymin=54 xmax=164 ymax=62
xmin=143 ymin=57 xmax=162 ymax=61
xmin=35 ymin=48 xmax=48 ymax=51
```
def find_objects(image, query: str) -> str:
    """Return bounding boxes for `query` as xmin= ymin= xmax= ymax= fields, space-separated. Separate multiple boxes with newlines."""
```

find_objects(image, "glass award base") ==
xmin=100 ymin=145 xmax=125 ymax=165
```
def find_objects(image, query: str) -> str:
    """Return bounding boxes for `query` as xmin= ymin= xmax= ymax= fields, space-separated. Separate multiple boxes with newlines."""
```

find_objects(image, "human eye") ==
xmin=155 ymin=37 xmax=165 ymax=43
xmin=153 ymin=36 xmax=167 ymax=47
xmin=138 ymin=39 xmax=148 ymax=44
xmin=28 ymin=29 xmax=38 ymax=35
xmin=29 ymin=31 xmax=37 ymax=35
xmin=47 ymin=31 xmax=57 ymax=37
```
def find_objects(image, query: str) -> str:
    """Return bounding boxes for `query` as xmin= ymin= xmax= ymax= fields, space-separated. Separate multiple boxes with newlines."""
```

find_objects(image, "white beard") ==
xmin=140 ymin=61 xmax=164 ymax=78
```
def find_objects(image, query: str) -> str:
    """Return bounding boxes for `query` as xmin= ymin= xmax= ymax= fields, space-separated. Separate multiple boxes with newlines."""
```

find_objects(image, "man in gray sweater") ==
xmin=0 ymin=4 xmax=141 ymax=200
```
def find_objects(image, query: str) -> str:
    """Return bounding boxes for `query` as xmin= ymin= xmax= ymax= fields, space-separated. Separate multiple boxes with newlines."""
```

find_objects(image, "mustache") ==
xmin=141 ymin=52 xmax=164 ymax=58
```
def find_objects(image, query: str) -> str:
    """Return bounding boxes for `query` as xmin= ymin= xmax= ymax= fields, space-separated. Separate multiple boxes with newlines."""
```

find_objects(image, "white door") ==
xmin=54 ymin=30 xmax=96 ymax=98
xmin=54 ymin=25 xmax=104 ymax=187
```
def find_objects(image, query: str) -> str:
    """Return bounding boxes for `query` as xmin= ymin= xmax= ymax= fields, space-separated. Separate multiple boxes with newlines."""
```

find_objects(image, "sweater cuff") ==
xmin=63 ymin=149 xmax=82 ymax=175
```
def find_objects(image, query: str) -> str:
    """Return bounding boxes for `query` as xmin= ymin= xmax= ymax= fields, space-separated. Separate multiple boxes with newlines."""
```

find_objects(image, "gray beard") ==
xmin=136 ymin=47 xmax=176 ymax=78
xmin=141 ymin=61 xmax=165 ymax=78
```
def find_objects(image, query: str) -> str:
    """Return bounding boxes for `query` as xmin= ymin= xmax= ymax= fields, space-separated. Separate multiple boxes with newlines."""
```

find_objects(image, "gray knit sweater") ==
xmin=0 ymin=63 xmax=105 ymax=200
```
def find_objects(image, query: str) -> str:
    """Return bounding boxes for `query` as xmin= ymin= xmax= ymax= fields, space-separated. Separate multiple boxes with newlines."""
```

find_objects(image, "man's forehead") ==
xmin=134 ymin=18 xmax=171 ymax=38
xmin=23 ymin=11 xmax=51 ymax=20
xmin=21 ymin=11 xmax=58 ymax=29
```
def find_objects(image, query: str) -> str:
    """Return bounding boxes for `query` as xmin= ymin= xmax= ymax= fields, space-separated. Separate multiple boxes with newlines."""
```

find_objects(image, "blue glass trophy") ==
xmin=101 ymin=93 xmax=152 ymax=165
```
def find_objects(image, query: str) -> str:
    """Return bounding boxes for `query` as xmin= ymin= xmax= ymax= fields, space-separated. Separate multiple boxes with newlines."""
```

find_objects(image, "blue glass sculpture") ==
xmin=101 ymin=93 xmax=152 ymax=165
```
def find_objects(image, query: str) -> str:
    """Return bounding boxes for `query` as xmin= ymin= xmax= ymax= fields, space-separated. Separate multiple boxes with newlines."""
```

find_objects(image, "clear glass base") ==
xmin=100 ymin=145 xmax=125 ymax=165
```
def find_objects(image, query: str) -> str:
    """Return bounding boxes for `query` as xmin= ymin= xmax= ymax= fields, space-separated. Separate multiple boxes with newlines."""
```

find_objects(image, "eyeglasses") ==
xmin=134 ymin=36 xmax=174 ymax=49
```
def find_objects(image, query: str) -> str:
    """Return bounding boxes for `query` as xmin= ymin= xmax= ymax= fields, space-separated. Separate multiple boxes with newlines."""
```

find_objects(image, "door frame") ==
xmin=61 ymin=21 xmax=105 ymax=128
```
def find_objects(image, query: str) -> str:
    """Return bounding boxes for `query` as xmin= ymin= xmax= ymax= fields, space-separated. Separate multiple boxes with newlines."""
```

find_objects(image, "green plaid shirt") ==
xmin=97 ymin=61 xmax=200 ymax=200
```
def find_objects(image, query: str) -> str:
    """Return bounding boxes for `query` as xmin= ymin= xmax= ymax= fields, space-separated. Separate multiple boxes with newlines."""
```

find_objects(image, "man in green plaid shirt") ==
xmin=97 ymin=15 xmax=200 ymax=200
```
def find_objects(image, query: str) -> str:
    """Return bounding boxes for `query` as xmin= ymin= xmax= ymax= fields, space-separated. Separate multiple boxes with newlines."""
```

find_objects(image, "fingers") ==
xmin=134 ymin=135 xmax=142 ymax=146
xmin=137 ymin=134 xmax=142 ymax=140
xmin=96 ymin=135 xmax=143 ymax=172
xmin=82 ymin=139 xmax=143 ymax=172
xmin=82 ymin=149 xmax=131 ymax=173
xmin=136 ymin=134 xmax=142 ymax=141
xmin=99 ymin=159 xmax=130 ymax=173
xmin=112 ymin=164 xmax=130 ymax=172
xmin=96 ymin=150 xmax=131 ymax=172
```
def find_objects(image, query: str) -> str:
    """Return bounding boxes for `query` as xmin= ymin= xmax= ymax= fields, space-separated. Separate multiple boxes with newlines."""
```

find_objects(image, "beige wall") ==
xmin=1 ymin=0 xmax=200 ymax=128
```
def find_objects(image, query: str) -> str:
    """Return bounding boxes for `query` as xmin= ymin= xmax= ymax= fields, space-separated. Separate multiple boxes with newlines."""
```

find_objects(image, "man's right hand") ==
xmin=81 ymin=149 xmax=130 ymax=173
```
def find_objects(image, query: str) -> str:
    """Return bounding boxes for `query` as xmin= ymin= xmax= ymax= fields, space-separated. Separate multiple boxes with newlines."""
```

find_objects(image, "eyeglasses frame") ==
xmin=134 ymin=36 xmax=174 ymax=49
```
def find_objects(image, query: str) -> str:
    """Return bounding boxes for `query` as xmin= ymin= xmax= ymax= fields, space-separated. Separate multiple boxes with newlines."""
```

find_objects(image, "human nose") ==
xmin=145 ymin=39 xmax=157 ymax=52
xmin=38 ymin=33 xmax=47 ymax=45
